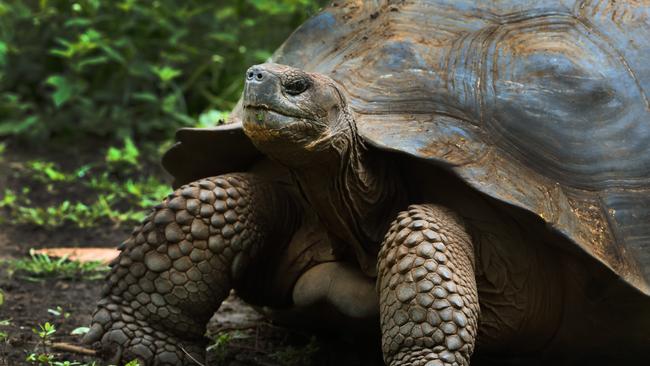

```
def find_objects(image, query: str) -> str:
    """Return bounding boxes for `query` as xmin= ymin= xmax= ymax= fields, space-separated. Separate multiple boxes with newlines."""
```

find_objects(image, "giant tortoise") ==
xmin=85 ymin=1 xmax=650 ymax=365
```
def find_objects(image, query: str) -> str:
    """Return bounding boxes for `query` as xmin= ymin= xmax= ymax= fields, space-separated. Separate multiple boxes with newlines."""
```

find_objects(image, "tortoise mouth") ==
xmin=243 ymin=105 xmax=305 ymax=130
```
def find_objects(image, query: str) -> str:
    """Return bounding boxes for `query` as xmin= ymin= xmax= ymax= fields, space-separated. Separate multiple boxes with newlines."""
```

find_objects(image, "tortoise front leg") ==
xmin=83 ymin=173 xmax=299 ymax=366
xmin=378 ymin=204 xmax=480 ymax=366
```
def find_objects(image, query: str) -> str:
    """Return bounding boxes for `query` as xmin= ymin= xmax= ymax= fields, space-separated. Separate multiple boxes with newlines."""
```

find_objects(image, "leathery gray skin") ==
xmin=86 ymin=63 xmax=565 ymax=365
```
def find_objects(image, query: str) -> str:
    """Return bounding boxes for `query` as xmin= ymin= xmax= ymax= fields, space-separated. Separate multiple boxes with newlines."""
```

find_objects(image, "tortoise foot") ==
xmin=83 ymin=302 xmax=205 ymax=366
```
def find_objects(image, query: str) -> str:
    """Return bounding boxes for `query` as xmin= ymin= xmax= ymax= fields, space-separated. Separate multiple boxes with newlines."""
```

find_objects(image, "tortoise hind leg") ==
xmin=378 ymin=204 xmax=479 ymax=366
xmin=83 ymin=173 xmax=299 ymax=366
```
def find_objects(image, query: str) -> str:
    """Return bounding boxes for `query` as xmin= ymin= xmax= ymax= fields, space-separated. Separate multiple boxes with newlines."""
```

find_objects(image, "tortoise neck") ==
xmin=291 ymin=112 xmax=406 ymax=274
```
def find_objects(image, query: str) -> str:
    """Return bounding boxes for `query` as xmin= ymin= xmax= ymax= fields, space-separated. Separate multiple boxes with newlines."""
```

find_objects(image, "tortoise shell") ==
xmin=163 ymin=0 xmax=650 ymax=295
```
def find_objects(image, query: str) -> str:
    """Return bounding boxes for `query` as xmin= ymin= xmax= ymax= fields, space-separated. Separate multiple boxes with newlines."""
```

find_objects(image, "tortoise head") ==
xmin=242 ymin=63 xmax=355 ymax=167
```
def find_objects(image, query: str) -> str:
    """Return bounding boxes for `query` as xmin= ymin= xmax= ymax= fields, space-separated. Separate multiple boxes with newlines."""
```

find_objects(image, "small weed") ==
xmin=27 ymin=322 xmax=56 ymax=365
xmin=25 ymin=352 xmax=55 ymax=365
xmin=105 ymin=138 xmax=140 ymax=169
xmin=1 ymin=141 xmax=170 ymax=230
xmin=207 ymin=331 xmax=233 ymax=363
xmin=3 ymin=250 xmax=109 ymax=282
xmin=47 ymin=306 xmax=70 ymax=319
xmin=25 ymin=321 xmax=100 ymax=366
xmin=0 ymin=319 xmax=9 ymax=366
xmin=33 ymin=322 xmax=56 ymax=343
xmin=207 ymin=330 xmax=249 ymax=363
xmin=25 ymin=161 xmax=70 ymax=184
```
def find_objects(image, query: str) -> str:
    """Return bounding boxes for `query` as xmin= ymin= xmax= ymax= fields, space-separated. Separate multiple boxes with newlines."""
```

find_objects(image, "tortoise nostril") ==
xmin=256 ymin=73 xmax=264 ymax=80
xmin=247 ymin=71 xmax=254 ymax=80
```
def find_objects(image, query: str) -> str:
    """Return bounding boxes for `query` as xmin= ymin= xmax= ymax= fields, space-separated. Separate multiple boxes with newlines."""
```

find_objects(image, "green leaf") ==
xmin=106 ymin=137 xmax=140 ymax=167
xmin=0 ymin=41 xmax=7 ymax=67
xmin=209 ymin=32 xmax=237 ymax=44
xmin=132 ymin=92 xmax=158 ymax=103
xmin=151 ymin=66 xmax=182 ymax=83
xmin=100 ymin=44 xmax=126 ymax=64
xmin=64 ymin=18 xmax=92 ymax=27
xmin=76 ymin=55 xmax=109 ymax=71
xmin=45 ymin=75 xmax=74 ymax=107
xmin=70 ymin=326 xmax=90 ymax=335
xmin=0 ymin=116 xmax=39 ymax=136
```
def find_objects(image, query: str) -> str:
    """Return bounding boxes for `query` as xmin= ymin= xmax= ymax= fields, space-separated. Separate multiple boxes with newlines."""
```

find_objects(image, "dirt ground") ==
xmin=0 ymin=217 xmax=384 ymax=366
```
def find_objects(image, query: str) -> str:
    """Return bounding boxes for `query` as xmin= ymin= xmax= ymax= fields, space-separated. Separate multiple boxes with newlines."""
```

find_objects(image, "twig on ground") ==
xmin=51 ymin=342 xmax=96 ymax=356
xmin=180 ymin=345 xmax=206 ymax=366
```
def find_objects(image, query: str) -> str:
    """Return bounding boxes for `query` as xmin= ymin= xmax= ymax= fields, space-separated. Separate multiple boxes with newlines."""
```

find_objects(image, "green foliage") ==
xmin=47 ymin=306 xmax=70 ymax=319
xmin=0 ymin=318 xmax=7 ymax=362
xmin=207 ymin=331 xmax=233 ymax=362
xmin=3 ymin=250 xmax=109 ymax=282
xmin=105 ymin=138 xmax=139 ymax=167
xmin=207 ymin=330 xmax=249 ymax=362
xmin=24 ymin=161 xmax=69 ymax=183
xmin=25 ymin=352 xmax=55 ymax=365
xmin=0 ymin=140 xmax=171 ymax=229
xmin=33 ymin=322 xmax=56 ymax=341
xmin=0 ymin=0 xmax=324 ymax=144
xmin=27 ymin=322 xmax=56 ymax=365
xmin=8 ymin=304 xmax=98 ymax=366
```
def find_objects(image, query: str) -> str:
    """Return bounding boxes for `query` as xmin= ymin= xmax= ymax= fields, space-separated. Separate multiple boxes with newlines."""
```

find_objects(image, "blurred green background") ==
xmin=0 ymin=0 xmax=325 ymax=231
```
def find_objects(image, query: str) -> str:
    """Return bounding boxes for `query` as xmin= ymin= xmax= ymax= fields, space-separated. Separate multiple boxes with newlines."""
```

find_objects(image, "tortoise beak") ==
xmin=243 ymin=64 xmax=281 ymax=109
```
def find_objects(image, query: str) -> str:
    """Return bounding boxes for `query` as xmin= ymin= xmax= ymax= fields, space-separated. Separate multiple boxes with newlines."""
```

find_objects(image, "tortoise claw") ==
xmin=84 ymin=303 xmax=205 ymax=366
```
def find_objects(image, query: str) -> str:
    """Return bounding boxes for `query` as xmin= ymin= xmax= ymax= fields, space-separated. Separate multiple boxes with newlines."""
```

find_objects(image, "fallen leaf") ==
xmin=32 ymin=248 xmax=119 ymax=264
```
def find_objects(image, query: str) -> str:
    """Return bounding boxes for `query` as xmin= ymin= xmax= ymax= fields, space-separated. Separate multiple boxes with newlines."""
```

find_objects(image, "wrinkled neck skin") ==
xmin=286 ymin=109 xmax=406 ymax=274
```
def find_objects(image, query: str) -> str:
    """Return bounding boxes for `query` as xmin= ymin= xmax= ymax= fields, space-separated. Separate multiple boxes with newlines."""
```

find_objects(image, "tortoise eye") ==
xmin=284 ymin=76 xmax=311 ymax=95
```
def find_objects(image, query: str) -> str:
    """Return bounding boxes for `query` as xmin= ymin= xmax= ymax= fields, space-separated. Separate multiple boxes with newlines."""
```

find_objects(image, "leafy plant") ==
xmin=1 ymin=140 xmax=171 ymax=229
xmin=47 ymin=306 xmax=71 ymax=319
xmin=27 ymin=322 xmax=56 ymax=365
xmin=25 ymin=352 xmax=55 ymax=365
xmin=33 ymin=322 xmax=56 ymax=343
xmin=0 ymin=318 xmax=9 ymax=366
xmin=52 ymin=362 xmax=84 ymax=366
xmin=106 ymin=137 xmax=140 ymax=168
xmin=3 ymin=250 xmax=109 ymax=282
xmin=25 ymin=321 xmax=99 ymax=366
xmin=0 ymin=0 xmax=325 ymax=145
xmin=207 ymin=331 xmax=234 ymax=362
xmin=207 ymin=330 xmax=249 ymax=363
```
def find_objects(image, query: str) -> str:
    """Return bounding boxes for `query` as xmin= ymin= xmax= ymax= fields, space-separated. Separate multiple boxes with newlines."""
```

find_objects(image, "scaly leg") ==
xmin=84 ymin=173 xmax=299 ymax=366
xmin=378 ymin=204 xmax=480 ymax=366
